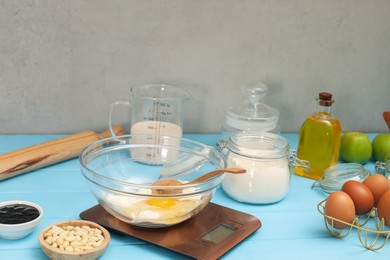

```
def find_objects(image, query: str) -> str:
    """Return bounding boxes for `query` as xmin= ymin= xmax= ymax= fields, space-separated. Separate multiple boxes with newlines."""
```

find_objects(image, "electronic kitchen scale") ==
xmin=80 ymin=203 xmax=261 ymax=259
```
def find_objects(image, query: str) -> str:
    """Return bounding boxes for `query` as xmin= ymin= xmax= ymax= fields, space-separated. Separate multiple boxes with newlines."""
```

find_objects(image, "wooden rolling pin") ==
xmin=0 ymin=126 xmax=124 ymax=181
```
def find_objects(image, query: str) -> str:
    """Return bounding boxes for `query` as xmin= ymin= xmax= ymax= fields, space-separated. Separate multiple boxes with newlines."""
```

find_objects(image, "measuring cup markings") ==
xmin=108 ymin=84 xmax=191 ymax=164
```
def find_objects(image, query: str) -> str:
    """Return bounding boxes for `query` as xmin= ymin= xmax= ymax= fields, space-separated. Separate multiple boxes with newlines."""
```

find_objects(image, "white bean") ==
xmin=56 ymin=237 xmax=64 ymax=245
xmin=82 ymin=225 xmax=91 ymax=231
xmin=45 ymin=237 xmax=53 ymax=245
xmin=44 ymin=225 xmax=105 ymax=252
xmin=66 ymin=235 xmax=76 ymax=242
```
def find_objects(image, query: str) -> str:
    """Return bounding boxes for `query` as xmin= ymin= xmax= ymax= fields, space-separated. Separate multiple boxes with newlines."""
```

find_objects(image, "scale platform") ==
xmin=80 ymin=202 xmax=261 ymax=260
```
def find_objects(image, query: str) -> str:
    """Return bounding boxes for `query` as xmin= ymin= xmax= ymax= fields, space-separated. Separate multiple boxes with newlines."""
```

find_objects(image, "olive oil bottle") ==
xmin=295 ymin=92 xmax=342 ymax=180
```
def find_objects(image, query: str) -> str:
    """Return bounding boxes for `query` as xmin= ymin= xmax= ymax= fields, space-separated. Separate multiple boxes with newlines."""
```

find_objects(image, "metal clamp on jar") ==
xmin=217 ymin=131 xmax=305 ymax=204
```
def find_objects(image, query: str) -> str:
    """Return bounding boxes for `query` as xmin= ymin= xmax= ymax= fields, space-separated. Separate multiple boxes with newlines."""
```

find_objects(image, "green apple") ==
xmin=340 ymin=132 xmax=372 ymax=164
xmin=372 ymin=133 xmax=390 ymax=162
xmin=386 ymin=150 xmax=390 ymax=162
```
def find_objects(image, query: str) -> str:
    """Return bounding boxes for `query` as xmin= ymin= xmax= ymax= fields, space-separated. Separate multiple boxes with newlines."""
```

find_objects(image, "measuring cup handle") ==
xmin=108 ymin=100 xmax=130 ymax=137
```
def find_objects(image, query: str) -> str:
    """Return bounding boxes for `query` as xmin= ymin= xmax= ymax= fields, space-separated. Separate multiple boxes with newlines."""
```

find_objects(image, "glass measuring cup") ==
xmin=108 ymin=84 xmax=192 ymax=164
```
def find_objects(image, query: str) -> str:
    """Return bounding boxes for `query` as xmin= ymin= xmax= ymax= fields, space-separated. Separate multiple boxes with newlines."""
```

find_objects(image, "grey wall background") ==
xmin=0 ymin=0 xmax=389 ymax=134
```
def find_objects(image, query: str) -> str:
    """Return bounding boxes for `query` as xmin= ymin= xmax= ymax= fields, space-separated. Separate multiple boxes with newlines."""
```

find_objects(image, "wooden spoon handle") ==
xmin=189 ymin=167 xmax=246 ymax=184
xmin=383 ymin=111 xmax=390 ymax=130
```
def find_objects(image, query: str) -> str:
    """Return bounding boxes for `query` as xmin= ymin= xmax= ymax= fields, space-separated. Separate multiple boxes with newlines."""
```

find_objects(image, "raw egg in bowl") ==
xmin=79 ymin=135 xmax=226 ymax=228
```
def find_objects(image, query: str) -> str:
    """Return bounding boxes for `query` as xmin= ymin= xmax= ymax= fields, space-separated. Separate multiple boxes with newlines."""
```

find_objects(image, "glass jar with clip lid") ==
xmin=217 ymin=131 xmax=308 ymax=204
xmin=376 ymin=157 xmax=390 ymax=182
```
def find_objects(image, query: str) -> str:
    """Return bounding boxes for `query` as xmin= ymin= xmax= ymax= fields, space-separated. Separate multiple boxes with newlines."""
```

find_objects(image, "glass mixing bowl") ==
xmin=79 ymin=135 xmax=226 ymax=228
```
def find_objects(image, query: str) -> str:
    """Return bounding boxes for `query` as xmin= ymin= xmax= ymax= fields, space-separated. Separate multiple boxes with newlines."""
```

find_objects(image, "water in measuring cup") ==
xmin=130 ymin=121 xmax=182 ymax=165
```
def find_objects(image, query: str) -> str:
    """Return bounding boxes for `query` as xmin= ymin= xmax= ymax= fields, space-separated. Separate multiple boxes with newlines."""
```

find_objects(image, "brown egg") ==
xmin=342 ymin=180 xmax=374 ymax=215
xmin=363 ymin=174 xmax=390 ymax=206
xmin=325 ymin=191 xmax=355 ymax=229
xmin=377 ymin=189 xmax=390 ymax=227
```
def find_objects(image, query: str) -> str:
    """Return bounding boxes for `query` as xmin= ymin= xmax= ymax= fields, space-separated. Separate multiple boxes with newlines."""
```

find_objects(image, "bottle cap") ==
xmin=317 ymin=92 xmax=334 ymax=106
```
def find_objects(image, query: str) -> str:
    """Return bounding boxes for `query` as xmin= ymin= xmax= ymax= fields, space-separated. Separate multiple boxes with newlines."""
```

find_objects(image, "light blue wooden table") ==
xmin=0 ymin=133 xmax=388 ymax=259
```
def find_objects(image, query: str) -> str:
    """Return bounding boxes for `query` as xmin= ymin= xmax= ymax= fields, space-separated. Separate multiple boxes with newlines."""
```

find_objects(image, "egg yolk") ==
xmin=146 ymin=199 xmax=176 ymax=208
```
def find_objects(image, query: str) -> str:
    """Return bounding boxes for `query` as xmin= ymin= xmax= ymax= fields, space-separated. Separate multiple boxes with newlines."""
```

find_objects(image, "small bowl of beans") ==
xmin=39 ymin=220 xmax=110 ymax=260
xmin=0 ymin=200 xmax=43 ymax=240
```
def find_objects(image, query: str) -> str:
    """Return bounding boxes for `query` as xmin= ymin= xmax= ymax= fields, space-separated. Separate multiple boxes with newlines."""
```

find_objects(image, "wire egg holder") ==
xmin=317 ymin=199 xmax=390 ymax=250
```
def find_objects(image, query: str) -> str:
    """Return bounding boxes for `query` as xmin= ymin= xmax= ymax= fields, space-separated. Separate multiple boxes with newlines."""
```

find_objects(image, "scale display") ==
xmin=80 ymin=203 xmax=261 ymax=259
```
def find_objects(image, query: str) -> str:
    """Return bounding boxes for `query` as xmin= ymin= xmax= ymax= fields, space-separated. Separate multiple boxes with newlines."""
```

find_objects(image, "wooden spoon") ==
xmin=152 ymin=168 xmax=246 ymax=194
xmin=383 ymin=111 xmax=390 ymax=130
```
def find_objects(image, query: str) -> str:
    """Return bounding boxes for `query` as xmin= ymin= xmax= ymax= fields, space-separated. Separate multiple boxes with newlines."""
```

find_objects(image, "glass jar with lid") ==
xmin=312 ymin=163 xmax=371 ymax=194
xmin=376 ymin=158 xmax=390 ymax=181
xmin=217 ymin=131 xmax=293 ymax=204
xmin=221 ymin=83 xmax=280 ymax=139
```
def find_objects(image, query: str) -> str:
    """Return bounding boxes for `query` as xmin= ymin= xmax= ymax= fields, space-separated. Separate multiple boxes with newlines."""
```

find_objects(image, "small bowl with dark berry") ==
xmin=0 ymin=200 xmax=43 ymax=240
